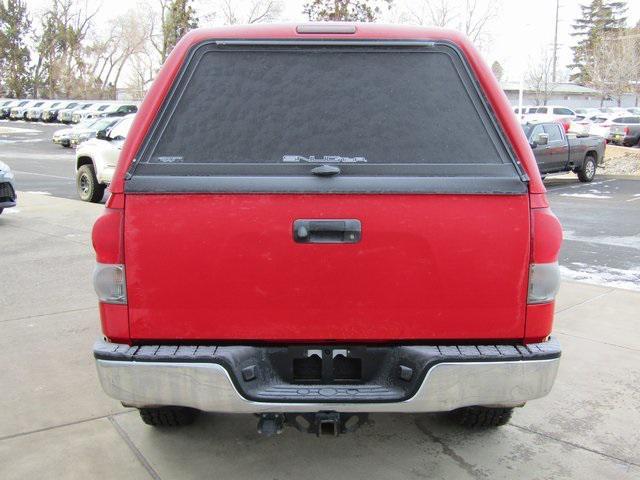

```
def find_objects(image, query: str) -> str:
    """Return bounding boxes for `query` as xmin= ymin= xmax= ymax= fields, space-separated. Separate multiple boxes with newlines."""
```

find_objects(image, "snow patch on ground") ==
xmin=563 ymin=231 xmax=640 ymax=250
xmin=2 ymin=208 xmax=20 ymax=215
xmin=0 ymin=126 xmax=42 ymax=134
xmin=559 ymin=193 xmax=612 ymax=199
xmin=24 ymin=191 xmax=51 ymax=195
xmin=0 ymin=139 xmax=44 ymax=144
xmin=560 ymin=265 xmax=640 ymax=291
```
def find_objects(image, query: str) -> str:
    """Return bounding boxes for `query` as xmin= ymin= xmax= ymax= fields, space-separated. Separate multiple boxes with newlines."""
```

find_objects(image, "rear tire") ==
xmin=0 ymin=208 xmax=3 ymax=215
xmin=76 ymin=164 xmax=105 ymax=203
xmin=139 ymin=407 xmax=198 ymax=427
xmin=577 ymin=155 xmax=596 ymax=183
xmin=448 ymin=406 xmax=514 ymax=428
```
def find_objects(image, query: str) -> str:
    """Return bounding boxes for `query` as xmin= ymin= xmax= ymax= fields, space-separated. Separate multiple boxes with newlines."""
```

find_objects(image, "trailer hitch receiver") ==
xmin=285 ymin=412 xmax=369 ymax=436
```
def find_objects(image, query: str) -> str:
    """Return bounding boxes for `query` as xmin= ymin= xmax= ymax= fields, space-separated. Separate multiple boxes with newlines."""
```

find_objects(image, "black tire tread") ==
xmin=76 ymin=164 xmax=105 ymax=203
xmin=577 ymin=155 xmax=596 ymax=183
xmin=449 ymin=406 xmax=514 ymax=428
xmin=139 ymin=407 xmax=198 ymax=427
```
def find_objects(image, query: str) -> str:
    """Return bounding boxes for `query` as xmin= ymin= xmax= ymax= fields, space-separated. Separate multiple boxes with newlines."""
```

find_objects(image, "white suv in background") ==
xmin=524 ymin=106 xmax=576 ymax=130
xmin=75 ymin=114 xmax=135 ymax=202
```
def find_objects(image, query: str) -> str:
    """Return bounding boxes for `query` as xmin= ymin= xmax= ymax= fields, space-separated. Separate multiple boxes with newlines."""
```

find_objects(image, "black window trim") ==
xmin=126 ymin=39 xmax=528 ymax=195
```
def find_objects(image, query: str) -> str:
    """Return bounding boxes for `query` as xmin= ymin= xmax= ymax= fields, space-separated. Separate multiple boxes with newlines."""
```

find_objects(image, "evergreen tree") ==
xmin=303 ymin=0 xmax=393 ymax=22
xmin=163 ymin=0 xmax=198 ymax=60
xmin=0 ymin=0 xmax=32 ymax=97
xmin=491 ymin=61 xmax=504 ymax=82
xmin=569 ymin=0 xmax=627 ymax=84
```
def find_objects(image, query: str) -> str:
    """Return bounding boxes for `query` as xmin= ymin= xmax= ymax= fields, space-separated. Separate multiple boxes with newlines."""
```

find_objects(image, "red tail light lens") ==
xmin=92 ymin=193 xmax=129 ymax=342
xmin=624 ymin=127 xmax=629 ymax=135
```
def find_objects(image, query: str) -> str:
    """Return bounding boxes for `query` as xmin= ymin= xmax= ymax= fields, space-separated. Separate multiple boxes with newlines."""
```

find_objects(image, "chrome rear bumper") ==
xmin=94 ymin=338 xmax=560 ymax=413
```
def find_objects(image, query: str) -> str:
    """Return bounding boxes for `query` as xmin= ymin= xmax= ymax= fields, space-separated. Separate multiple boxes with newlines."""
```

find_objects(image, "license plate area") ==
xmin=272 ymin=346 xmax=385 ymax=385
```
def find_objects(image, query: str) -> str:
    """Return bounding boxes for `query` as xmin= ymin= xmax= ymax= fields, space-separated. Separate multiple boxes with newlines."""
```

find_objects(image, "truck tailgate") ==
xmin=125 ymin=193 xmax=530 ymax=341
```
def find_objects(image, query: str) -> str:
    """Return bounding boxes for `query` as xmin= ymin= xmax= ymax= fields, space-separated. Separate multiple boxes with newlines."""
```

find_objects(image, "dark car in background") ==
xmin=26 ymin=100 xmax=61 ymax=121
xmin=59 ymin=103 xmax=94 ymax=123
xmin=608 ymin=117 xmax=640 ymax=147
xmin=523 ymin=121 xmax=606 ymax=182
xmin=1 ymin=100 xmax=28 ymax=119
xmin=42 ymin=101 xmax=80 ymax=123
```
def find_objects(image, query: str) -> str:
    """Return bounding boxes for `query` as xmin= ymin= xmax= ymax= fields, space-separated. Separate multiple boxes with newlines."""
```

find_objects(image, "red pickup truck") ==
xmin=92 ymin=24 xmax=563 ymax=436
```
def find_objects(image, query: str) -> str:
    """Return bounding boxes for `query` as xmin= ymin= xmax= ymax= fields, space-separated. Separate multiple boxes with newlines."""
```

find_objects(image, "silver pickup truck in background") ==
xmin=523 ymin=122 xmax=606 ymax=182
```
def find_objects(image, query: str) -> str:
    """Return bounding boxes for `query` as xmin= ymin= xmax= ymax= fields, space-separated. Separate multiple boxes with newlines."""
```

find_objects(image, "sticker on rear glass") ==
xmin=282 ymin=155 xmax=367 ymax=163
xmin=152 ymin=156 xmax=184 ymax=163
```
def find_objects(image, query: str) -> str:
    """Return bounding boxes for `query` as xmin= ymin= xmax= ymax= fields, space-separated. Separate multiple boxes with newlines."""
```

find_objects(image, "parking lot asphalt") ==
xmin=2 ymin=119 xmax=639 ymax=291
xmin=1 ymin=192 xmax=639 ymax=479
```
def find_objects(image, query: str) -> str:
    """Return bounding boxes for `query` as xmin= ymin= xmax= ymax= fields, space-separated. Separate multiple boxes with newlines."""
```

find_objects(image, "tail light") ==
xmin=526 ymin=194 xmax=563 ymax=343
xmin=92 ymin=193 xmax=129 ymax=342
xmin=93 ymin=264 xmax=126 ymax=303
xmin=528 ymin=263 xmax=560 ymax=304
xmin=624 ymin=127 xmax=630 ymax=135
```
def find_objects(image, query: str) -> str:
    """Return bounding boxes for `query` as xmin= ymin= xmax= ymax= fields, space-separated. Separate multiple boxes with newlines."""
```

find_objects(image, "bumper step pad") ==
xmin=94 ymin=337 xmax=561 ymax=404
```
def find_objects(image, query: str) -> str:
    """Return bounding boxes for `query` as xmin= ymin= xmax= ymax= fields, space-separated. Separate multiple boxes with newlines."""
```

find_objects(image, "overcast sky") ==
xmin=24 ymin=0 xmax=640 ymax=83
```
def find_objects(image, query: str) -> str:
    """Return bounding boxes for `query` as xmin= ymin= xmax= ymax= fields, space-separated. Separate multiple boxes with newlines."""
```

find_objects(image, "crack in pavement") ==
xmin=0 ymin=306 xmax=96 ymax=323
xmin=109 ymin=416 xmax=162 ymax=480
xmin=509 ymin=423 xmax=640 ymax=469
xmin=0 ymin=410 xmax=131 ymax=442
xmin=414 ymin=418 xmax=489 ymax=479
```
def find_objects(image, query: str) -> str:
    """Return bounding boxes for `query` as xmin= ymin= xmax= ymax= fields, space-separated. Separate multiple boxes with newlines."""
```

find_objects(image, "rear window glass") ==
xmin=134 ymin=44 xmax=517 ymax=177
xmin=544 ymin=124 xmax=563 ymax=141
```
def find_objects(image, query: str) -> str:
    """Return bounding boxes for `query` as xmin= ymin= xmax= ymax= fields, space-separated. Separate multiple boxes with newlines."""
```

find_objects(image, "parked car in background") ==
xmin=72 ymin=103 xmax=111 ymax=123
xmin=10 ymin=100 xmax=45 ymax=120
xmin=89 ymin=103 xmax=138 ymax=120
xmin=52 ymin=125 xmax=74 ymax=147
xmin=513 ymin=105 xmax=538 ymax=120
xmin=573 ymin=108 xmax=601 ymax=120
xmin=523 ymin=121 xmax=606 ymax=182
xmin=91 ymin=25 xmax=563 ymax=435
xmin=598 ymin=107 xmax=628 ymax=115
xmin=53 ymin=117 xmax=115 ymax=147
xmin=569 ymin=116 xmax=593 ymax=135
xmin=1 ymin=100 xmax=16 ymax=118
xmin=569 ymin=109 xmax=602 ymax=135
xmin=42 ymin=101 xmax=80 ymax=122
xmin=69 ymin=117 xmax=120 ymax=147
xmin=524 ymin=106 xmax=576 ymax=130
xmin=589 ymin=114 xmax=634 ymax=139
xmin=75 ymin=114 xmax=135 ymax=202
xmin=0 ymin=99 xmax=16 ymax=112
xmin=26 ymin=100 xmax=61 ymax=121
xmin=59 ymin=103 xmax=94 ymax=123
xmin=0 ymin=160 xmax=17 ymax=215
xmin=53 ymin=119 xmax=93 ymax=147
xmin=1 ymin=100 xmax=27 ymax=119
xmin=609 ymin=116 xmax=640 ymax=146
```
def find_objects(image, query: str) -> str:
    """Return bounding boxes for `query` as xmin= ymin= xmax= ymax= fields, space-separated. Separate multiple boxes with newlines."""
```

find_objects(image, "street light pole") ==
xmin=552 ymin=0 xmax=559 ymax=83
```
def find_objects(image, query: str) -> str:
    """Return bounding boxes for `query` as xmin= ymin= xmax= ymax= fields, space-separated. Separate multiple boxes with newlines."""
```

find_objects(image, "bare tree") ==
xmin=526 ymin=48 xmax=554 ymax=106
xmin=461 ymin=0 xmax=496 ymax=45
xmin=126 ymin=50 xmax=158 ymax=99
xmin=202 ymin=0 xmax=283 ymax=25
xmin=86 ymin=3 xmax=154 ymax=99
xmin=400 ymin=0 xmax=497 ymax=49
xmin=149 ymin=0 xmax=171 ymax=62
xmin=585 ymin=32 xmax=636 ymax=107
xmin=403 ymin=0 xmax=453 ymax=26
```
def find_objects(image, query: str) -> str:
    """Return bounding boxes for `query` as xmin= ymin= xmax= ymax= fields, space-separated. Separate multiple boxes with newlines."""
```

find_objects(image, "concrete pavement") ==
xmin=1 ymin=193 xmax=639 ymax=479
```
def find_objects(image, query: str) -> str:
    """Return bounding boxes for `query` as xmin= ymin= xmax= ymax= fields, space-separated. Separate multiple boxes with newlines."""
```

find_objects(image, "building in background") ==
xmin=501 ymin=82 xmax=638 ymax=109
